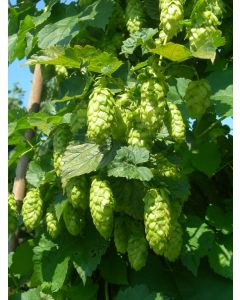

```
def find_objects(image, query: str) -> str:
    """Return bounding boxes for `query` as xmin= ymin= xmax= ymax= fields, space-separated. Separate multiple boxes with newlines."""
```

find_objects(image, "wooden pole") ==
xmin=9 ymin=64 xmax=43 ymax=251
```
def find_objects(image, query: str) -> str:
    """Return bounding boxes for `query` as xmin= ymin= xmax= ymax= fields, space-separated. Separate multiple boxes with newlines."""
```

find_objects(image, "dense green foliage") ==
xmin=8 ymin=0 xmax=232 ymax=299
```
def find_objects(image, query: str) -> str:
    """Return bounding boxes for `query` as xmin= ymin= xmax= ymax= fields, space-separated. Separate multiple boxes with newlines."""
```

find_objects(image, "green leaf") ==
xmin=65 ymin=280 xmax=98 ymax=300
xmin=71 ymin=226 xmax=109 ymax=284
xmin=8 ymin=143 xmax=31 ymax=167
xmin=10 ymin=288 xmax=40 ymax=300
xmin=27 ymin=113 xmax=62 ymax=135
xmin=11 ymin=240 xmax=34 ymax=276
xmin=99 ymin=249 xmax=128 ymax=285
xmin=108 ymin=146 xmax=153 ymax=181
xmin=86 ymin=0 xmax=114 ymax=30
xmin=8 ymin=34 xmax=18 ymax=64
xmin=51 ymin=256 xmax=70 ymax=292
xmin=26 ymin=161 xmax=46 ymax=188
xmin=181 ymin=215 xmax=215 ymax=276
xmin=115 ymin=285 xmax=155 ymax=300
xmin=205 ymin=204 xmax=232 ymax=235
xmin=27 ymin=45 xmax=123 ymax=75
xmin=208 ymin=236 xmax=233 ymax=280
xmin=191 ymin=141 xmax=221 ymax=177
xmin=121 ymin=28 xmax=158 ymax=55
xmin=211 ymin=85 xmax=233 ymax=117
xmin=150 ymin=43 xmax=192 ymax=62
xmin=61 ymin=143 xmax=105 ymax=187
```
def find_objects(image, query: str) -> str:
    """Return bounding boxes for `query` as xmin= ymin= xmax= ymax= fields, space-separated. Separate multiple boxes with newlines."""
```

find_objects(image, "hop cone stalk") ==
xmin=89 ymin=177 xmax=115 ymax=240
xmin=144 ymin=189 xmax=171 ymax=255
xmin=87 ymin=85 xmax=115 ymax=144
xmin=66 ymin=176 xmax=88 ymax=210
xmin=126 ymin=0 xmax=145 ymax=33
xmin=22 ymin=188 xmax=43 ymax=231
xmin=8 ymin=193 xmax=18 ymax=235
xmin=184 ymin=79 xmax=211 ymax=119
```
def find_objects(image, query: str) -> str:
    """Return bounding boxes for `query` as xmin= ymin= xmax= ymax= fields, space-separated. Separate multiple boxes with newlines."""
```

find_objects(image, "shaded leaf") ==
xmin=26 ymin=161 xmax=46 ymax=188
xmin=211 ymin=85 xmax=233 ymax=117
xmin=11 ymin=240 xmax=34 ymax=276
xmin=10 ymin=288 xmax=40 ymax=300
xmin=121 ymin=28 xmax=158 ymax=55
xmin=65 ymin=280 xmax=98 ymax=300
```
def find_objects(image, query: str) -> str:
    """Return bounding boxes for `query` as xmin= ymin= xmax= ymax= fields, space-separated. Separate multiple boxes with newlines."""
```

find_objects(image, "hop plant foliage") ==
xmin=165 ymin=102 xmax=186 ymax=142
xmin=63 ymin=202 xmax=85 ymax=236
xmin=89 ymin=177 xmax=115 ymax=240
xmin=184 ymin=79 xmax=211 ymax=119
xmin=46 ymin=204 xmax=60 ymax=239
xmin=144 ymin=189 xmax=171 ymax=255
xmin=70 ymin=103 xmax=88 ymax=134
xmin=66 ymin=176 xmax=88 ymax=210
xmin=22 ymin=188 xmax=43 ymax=231
xmin=87 ymin=85 xmax=115 ymax=144
xmin=127 ymin=220 xmax=148 ymax=271
xmin=8 ymin=193 xmax=18 ymax=235
xmin=114 ymin=215 xmax=130 ymax=254
xmin=150 ymin=153 xmax=180 ymax=178
xmin=126 ymin=0 xmax=145 ymax=33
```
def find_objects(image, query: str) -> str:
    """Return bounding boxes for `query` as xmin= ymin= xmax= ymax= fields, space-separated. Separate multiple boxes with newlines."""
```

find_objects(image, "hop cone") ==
xmin=8 ymin=194 xmax=18 ymax=235
xmin=53 ymin=125 xmax=72 ymax=176
xmin=127 ymin=127 xmax=151 ymax=148
xmin=46 ymin=205 xmax=60 ymax=239
xmin=127 ymin=221 xmax=148 ymax=271
xmin=184 ymin=79 xmax=211 ymax=119
xmin=66 ymin=176 xmax=88 ymax=210
xmin=150 ymin=153 xmax=179 ymax=178
xmin=70 ymin=103 xmax=87 ymax=134
xmin=63 ymin=202 xmax=85 ymax=236
xmin=89 ymin=177 xmax=115 ymax=240
xmin=163 ymin=220 xmax=183 ymax=262
xmin=144 ymin=189 xmax=171 ymax=255
xmin=140 ymin=79 xmax=166 ymax=132
xmin=159 ymin=0 xmax=184 ymax=41
xmin=114 ymin=215 xmax=130 ymax=254
xmin=165 ymin=102 xmax=186 ymax=142
xmin=22 ymin=188 xmax=43 ymax=231
xmin=55 ymin=65 xmax=68 ymax=77
xmin=126 ymin=0 xmax=145 ymax=33
xmin=188 ymin=26 xmax=217 ymax=51
xmin=87 ymin=86 xmax=115 ymax=144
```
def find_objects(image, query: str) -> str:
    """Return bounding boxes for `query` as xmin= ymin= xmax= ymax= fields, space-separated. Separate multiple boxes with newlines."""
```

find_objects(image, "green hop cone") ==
xmin=159 ymin=0 xmax=184 ymax=41
xmin=63 ymin=202 xmax=85 ymax=236
xmin=8 ymin=194 xmax=18 ymax=235
xmin=127 ymin=127 xmax=151 ymax=149
xmin=114 ymin=215 xmax=130 ymax=254
xmin=55 ymin=65 xmax=68 ymax=77
xmin=87 ymin=86 xmax=115 ymax=144
xmin=22 ymin=188 xmax=43 ymax=231
xmin=165 ymin=102 xmax=186 ymax=142
xmin=126 ymin=0 xmax=145 ymax=33
xmin=66 ymin=176 xmax=88 ymax=210
xmin=127 ymin=220 xmax=148 ymax=271
xmin=163 ymin=220 xmax=183 ymax=262
xmin=184 ymin=79 xmax=211 ymax=119
xmin=144 ymin=189 xmax=171 ymax=255
xmin=89 ymin=177 xmax=115 ymax=240
xmin=53 ymin=125 xmax=72 ymax=176
xmin=150 ymin=153 xmax=179 ymax=178
xmin=188 ymin=26 xmax=217 ymax=51
xmin=70 ymin=103 xmax=88 ymax=134
xmin=139 ymin=79 xmax=166 ymax=133
xmin=46 ymin=205 xmax=60 ymax=239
